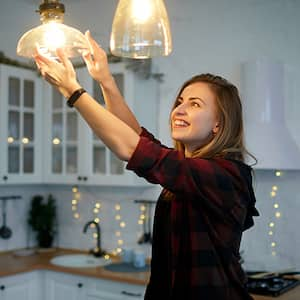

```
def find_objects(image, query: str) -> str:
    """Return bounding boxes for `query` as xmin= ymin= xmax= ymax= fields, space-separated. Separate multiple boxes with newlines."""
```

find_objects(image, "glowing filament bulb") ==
xmin=274 ymin=203 xmax=279 ymax=209
xmin=271 ymin=242 xmax=276 ymax=247
xmin=43 ymin=23 xmax=66 ymax=52
xmin=275 ymin=212 xmax=281 ymax=218
xmin=269 ymin=222 xmax=275 ymax=228
xmin=272 ymin=185 xmax=278 ymax=191
xmin=132 ymin=0 xmax=152 ymax=22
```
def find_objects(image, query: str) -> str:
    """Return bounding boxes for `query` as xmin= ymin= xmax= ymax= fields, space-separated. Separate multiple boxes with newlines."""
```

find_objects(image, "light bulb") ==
xmin=110 ymin=0 xmax=172 ymax=58
xmin=17 ymin=1 xmax=87 ymax=59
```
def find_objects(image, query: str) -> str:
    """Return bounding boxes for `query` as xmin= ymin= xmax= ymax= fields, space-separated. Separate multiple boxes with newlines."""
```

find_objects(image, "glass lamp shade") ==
xmin=110 ymin=0 xmax=172 ymax=59
xmin=17 ymin=22 xmax=88 ymax=59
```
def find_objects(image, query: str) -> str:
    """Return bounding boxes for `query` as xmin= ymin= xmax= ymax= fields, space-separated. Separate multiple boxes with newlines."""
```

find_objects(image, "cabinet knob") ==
xmin=77 ymin=283 xmax=83 ymax=288
xmin=121 ymin=290 xmax=142 ymax=297
xmin=0 ymin=285 xmax=5 ymax=290
xmin=2 ymin=176 xmax=8 ymax=181
xmin=77 ymin=176 xmax=82 ymax=181
xmin=83 ymin=176 xmax=87 ymax=181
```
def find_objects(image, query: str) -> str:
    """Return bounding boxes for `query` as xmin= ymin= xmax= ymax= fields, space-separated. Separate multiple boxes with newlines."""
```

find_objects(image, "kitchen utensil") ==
xmin=0 ymin=199 xmax=12 ymax=239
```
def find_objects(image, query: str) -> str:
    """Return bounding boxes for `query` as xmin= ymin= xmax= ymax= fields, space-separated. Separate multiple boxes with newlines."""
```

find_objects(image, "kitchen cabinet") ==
xmin=45 ymin=270 xmax=145 ymax=300
xmin=0 ymin=64 xmax=43 ymax=184
xmin=45 ymin=271 xmax=87 ymax=300
xmin=43 ymin=62 xmax=159 ymax=186
xmin=0 ymin=271 xmax=42 ymax=300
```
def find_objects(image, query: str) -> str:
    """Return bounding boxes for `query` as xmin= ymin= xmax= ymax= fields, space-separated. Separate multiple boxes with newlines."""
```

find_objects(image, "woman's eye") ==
xmin=191 ymin=102 xmax=201 ymax=107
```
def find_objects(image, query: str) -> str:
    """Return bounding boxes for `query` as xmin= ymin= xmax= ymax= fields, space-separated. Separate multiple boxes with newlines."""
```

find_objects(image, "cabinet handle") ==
xmin=2 ymin=176 xmax=8 ymax=181
xmin=77 ymin=283 xmax=83 ymax=288
xmin=0 ymin=285 xmax=5 ymax=290
xmin=121 ymin=290 xmax=142 ymax=297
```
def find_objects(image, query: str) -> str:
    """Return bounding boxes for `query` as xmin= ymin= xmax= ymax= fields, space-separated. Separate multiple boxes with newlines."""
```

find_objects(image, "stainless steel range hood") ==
xmin=241 ymin=60 xmax=300 ymax=170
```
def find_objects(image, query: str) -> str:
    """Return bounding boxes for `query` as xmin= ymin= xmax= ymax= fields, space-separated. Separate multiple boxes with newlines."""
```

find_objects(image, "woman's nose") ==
xmin=174 ymin=102 xmax=187 ymax=114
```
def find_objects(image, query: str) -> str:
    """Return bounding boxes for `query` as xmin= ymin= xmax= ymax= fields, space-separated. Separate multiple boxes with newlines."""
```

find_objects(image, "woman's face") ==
xmin=171 ymin=82 xmax=219 ymax=156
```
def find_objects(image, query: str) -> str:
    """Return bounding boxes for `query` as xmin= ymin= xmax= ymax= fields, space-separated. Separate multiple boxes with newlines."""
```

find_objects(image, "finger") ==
xmin=56 ymin=48 xmax=73 ymax=70
xmin=85 ymin=30 xmax=103 ymax=61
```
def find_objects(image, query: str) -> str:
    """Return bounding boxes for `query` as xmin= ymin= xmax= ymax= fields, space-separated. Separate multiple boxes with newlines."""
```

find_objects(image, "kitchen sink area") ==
xmin=50 ymin=254 xmax=111 ymax=268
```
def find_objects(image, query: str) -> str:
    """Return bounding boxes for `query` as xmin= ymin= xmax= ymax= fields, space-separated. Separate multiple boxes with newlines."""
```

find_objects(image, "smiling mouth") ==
xmin=173 ymin=119 xmax=189 ymax=128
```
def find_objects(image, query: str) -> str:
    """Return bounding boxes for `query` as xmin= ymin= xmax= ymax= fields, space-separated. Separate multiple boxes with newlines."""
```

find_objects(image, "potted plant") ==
xmin=28 ymin=194 xmax=57 ymax=248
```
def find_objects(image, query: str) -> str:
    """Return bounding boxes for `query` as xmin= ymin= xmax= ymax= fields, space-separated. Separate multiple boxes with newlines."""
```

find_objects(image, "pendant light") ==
xmin=17 ymin=0 xmax=87 ymax=59
xmin=110 ymin=0 xmax=172 ymax=59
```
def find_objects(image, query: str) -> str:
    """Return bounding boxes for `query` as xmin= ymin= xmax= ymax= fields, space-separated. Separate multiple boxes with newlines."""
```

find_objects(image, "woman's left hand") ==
xmin=34 ymin=47 xmax=81 ymax=99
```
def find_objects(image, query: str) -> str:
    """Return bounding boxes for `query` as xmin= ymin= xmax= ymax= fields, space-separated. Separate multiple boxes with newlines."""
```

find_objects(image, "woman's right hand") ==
xmin=81 ymin=30 xmax=113 ymax=85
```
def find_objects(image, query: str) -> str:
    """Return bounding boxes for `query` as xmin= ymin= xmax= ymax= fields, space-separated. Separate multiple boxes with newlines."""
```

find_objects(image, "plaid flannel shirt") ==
xmin=127 ymin=128 xmax=259 ymax=300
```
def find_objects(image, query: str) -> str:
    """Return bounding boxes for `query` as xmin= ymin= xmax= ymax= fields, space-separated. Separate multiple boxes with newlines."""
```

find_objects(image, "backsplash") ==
xmin=0 ymin=171 xmax=299 ymax=272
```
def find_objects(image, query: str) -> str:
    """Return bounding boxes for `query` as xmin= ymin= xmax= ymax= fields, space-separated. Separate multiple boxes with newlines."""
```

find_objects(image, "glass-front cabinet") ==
xmin=43 ymin=62 xmax=159 ymax=186
xmin=0 ymin=64 xmax=42 ymax=184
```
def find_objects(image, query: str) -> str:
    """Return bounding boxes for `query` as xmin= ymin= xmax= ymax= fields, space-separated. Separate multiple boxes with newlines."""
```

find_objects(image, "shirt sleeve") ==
xmin=127 ymin=132 xmax=253 ymax=225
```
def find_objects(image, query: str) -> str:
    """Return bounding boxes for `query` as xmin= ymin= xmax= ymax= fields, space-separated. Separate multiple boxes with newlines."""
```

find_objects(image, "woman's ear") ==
xmin=212 ymin=122 xmax=219 ymax=134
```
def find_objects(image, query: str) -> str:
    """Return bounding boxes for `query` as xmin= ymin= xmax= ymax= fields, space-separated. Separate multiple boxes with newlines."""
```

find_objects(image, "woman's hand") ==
xmin=34 ymin=48 xmax=81 ymax=99
xmin=81 ymin=30 xmax=112 ymax=85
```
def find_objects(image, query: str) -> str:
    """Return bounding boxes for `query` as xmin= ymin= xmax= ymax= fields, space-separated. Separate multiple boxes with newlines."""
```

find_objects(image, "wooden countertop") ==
xmin=0 ymin=248 xmax=299 ymax=299
xmin=0 ymin=248 xmax=150 ymax=285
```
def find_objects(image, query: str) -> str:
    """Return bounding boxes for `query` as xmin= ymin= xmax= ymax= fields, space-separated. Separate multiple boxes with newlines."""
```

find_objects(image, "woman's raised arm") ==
xmin=34 ymin=47 xmax=140 ymax=161
xmin=82 ymin=30 xmax=142 ymax=135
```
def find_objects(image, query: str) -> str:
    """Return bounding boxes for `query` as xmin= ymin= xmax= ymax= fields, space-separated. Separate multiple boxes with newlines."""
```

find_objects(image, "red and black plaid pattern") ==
xmin=127 ymin=128 xmax=258 ymax=300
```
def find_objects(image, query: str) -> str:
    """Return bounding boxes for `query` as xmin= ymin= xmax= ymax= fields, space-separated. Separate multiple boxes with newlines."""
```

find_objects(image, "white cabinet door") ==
xmin=45 ymin=271 xmax=86 ymax=300
xmin=42 ymin=78 xmax=88 ymax=185
xmin=86 ymin=277 xmax=145 ymax=300
xmin=0 ymin=271 xmax=41 ymax=300
xmin=0 ymin=64 xmax=43 ymax=185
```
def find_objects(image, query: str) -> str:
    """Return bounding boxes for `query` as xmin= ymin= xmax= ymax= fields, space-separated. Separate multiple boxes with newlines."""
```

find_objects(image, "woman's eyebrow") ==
xmin=189 ymin=97 xmax=206 ymax=105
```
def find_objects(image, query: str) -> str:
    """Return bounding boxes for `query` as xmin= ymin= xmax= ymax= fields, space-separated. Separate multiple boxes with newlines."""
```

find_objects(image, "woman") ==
xmin=34 ymin=31 xmax=259 ymax=300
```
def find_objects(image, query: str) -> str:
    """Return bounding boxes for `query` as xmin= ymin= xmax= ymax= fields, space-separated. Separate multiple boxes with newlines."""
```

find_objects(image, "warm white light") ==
xmin=74 ymin=212 xmax=80 ymax=219
xmin=117 ymin=239 xmax=124 ymax=245
xmin=115 ymin=215 xmax=121 ymax=220
xmin=93 ymin=233 xmax=98 ymax=239
xmin=22 ymin=137 xmax=29 ymax=144
xmin=71 ymin=205 xmax=77 ymax=211
xmin=272 ymin=185 xmax=278 ymax=191
xmin=42 ymin=23 xmax=66 ymax=52
xmin=268 ymin=231 xmax=273 ymax=235
xmin=132 ymin=0 xmax=152 ymax=21
xmin=270 ymin=191 xmax=276 ymax=197
xmin=140 ymin=205 xmax=146 ymax=211
xmin=115 ymin=204 xmax=121 ymax=210
xmin=95 ymin=203 xmax=101 ymax=209
xmin=72 ymin=186 xmax=78 ymax=193
xmin=138 ymin=219 xmax=143 ymax=225
xmin=115 ymin=231 xmax=121 ymax=237
xmin=94 ymin=218 xmax=100 ymax=223
xmin=274 ymin=203 xmax=279 ymax=209
xmin=271 ymin=242 xmax=276 ymax=247
xmin=120 ymin=221 xmax=126 ymax=228
xmin=104 ymin=254 xmax=110 ymax=260
xmin=140 ymin=214 xmax=145 ymax=220
xmin=7 ymin=137 xmax=14 ymax=143
xmin=269 ymin=222 xmax=275 ymax=228
xmin=275 ymin=171 xmax=282 ymax=177
xmin=93 ymin=208 xmax=99 ymax=214
xmin=71 ymin=199 xmax=77 ymax=205
xmin=275 ymin=212 xmax=281 ymax=218
xmin=52 ymin=138 xmax=61 ymax=145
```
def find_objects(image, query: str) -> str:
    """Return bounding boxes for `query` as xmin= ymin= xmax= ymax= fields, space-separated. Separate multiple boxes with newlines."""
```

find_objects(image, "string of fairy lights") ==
xmin=70 ymin=188 xmax=150 ymax=255
xmin=268 ymin=170 xmax=283 ymax=257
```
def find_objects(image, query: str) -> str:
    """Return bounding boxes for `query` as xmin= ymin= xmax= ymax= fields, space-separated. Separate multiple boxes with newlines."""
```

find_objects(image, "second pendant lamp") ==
xmin=110 ymin=0 xmax=172 ymax=59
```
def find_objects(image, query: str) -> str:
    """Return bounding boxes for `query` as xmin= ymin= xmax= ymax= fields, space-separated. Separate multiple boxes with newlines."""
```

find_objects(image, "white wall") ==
xmin=0 ymin=0 xmax=299 ymax=272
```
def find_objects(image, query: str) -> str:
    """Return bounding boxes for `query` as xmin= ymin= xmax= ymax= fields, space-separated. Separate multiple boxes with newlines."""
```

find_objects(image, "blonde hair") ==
xmin=171 ymin=74 xmax=254 ymax=162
